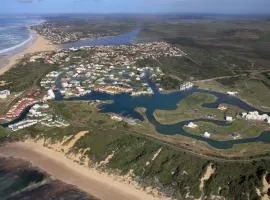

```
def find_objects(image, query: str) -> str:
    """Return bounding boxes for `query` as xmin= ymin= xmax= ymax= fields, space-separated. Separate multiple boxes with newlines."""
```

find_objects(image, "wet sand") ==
xmin=0 ymin=142 xmax=162 ymax=200
xmin=0 ymin=30 xmax=56 ymax=76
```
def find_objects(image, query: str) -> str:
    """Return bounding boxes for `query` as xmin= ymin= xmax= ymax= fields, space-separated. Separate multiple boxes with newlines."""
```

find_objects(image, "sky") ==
xmin=1 ymin=0 xmax=270 ymax=14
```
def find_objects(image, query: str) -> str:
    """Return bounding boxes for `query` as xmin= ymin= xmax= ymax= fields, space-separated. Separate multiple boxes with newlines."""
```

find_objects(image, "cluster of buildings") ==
xmin=32 ymin=23 xmax=109 ymax=44
xmin=40 ymin=63 xmax=162 ymax=97
xmin=0 ymin=87 xmax=69 ymax=132
xmin=0 ymin=90 xmax=42 ymax=122
xmin=27 ymin=41 xmax=184 ymax=98
xmin=179 ymin=82 xmax=194 ymax=91
xmin=8 ymin=119 xmax=38 ymax=131
xmin=26 ymin=40 xmax=183 ymax=70
xmin=28 ymin=51 xmax=67 ymax=65
xmin=78 ymin=42 xmax=182 ymax=66
xmin=0 ymin=97 xmax=39 ymax=121
xmin=8 ymin=103 xmax=69 ymax=132
xmin=241 ymin=111 xmax=270 ymax=125
xmin=32 ymin=24 xmax=81 ymax=44
xmin=0 ymin=40 xmax=184 ymax=131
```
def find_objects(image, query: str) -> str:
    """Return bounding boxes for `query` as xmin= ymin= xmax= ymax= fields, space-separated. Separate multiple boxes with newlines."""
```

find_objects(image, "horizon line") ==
xmin=0 ymin=12 xmax=270 ymax=16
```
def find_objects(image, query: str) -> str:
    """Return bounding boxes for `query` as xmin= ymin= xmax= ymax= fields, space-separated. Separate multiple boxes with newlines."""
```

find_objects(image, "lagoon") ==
xmin=2 ymin=28 xmax=270 ymax=150
xmin=63 ymin=28 xmax=141 ymax=48
xmin=57 ymin=86 xmax=270 ymax=150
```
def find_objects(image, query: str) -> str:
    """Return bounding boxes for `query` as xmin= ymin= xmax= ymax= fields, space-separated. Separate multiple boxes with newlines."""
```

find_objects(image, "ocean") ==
xmin=0 ymin=18 xmax=41 ymax=56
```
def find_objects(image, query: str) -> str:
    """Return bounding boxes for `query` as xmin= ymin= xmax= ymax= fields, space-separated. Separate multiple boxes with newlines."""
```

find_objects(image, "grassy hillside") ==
xmin=0 ymin=101 xmax=268 ymax=200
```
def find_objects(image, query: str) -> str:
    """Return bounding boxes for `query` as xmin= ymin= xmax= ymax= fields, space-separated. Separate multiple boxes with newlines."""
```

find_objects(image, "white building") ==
xmin=242 ymin=111 xmax=270 ymax=125
xmin=180 ymin=82 xmax=193 ymax=91
xmin=0 ymin=90 xmax=10 ymax=99
xmin=203 ymin=132 xmax=211 ymax=138
xmin=111 ymin=115 xmax=123 ymax=121
xmin=44 ymin=89 xmax=55 ymax=101
xmin=227 ymin=91 xmax=238 ymax=96
xmin=184 ymin=122 xmax=198 ymax=129
xmin=48 ymin=89 xmax=55 ymax=99
xmin=226 ymin=116 xmax=233 ymax=122
xmin=61 ymin=81 xmax=68 ymax=88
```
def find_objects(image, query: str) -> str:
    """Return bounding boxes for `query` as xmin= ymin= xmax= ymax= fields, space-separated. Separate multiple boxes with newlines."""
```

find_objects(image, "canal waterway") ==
xmin=54 ymin=86 xmax=270 ymax=149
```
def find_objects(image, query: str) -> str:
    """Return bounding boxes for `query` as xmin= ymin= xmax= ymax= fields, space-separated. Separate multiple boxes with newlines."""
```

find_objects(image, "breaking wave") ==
xmin=0 ymin=31 xmax=33 ymax=55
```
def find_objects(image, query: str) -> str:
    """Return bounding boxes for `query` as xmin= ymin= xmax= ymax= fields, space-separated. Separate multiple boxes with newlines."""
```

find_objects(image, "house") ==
xmin=231 ymin=133 xmax=240 ymax=140
xmin=218 ymin=104 xmax=227 ymax=111
xmin=203 ymin=132 xmax=211 ymax=138
xmin=184 ymin=122 xmax=198 ymax=129
xmin=226 ymin=116 xmax=233 ymax=122
xmin=111 ymin=115 xmax=123 ymax=121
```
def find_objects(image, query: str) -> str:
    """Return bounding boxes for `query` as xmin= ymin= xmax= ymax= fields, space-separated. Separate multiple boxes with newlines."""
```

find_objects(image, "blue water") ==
xmin=1 ymin=106 xmax=32 ymax=128
xmin=2 ymin=27 xmax=270 ymax=149
xmin=63 ymin=28 xmax=141 ymax=48
xmin=54 ymin=87 xmax=270 ymax=149
xmin=0 ymin=18 xmax=41 ymax=55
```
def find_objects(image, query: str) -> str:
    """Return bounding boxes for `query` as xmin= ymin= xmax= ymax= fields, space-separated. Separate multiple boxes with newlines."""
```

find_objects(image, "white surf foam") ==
xmin=0 ymin=30 xmax=33 ymax=55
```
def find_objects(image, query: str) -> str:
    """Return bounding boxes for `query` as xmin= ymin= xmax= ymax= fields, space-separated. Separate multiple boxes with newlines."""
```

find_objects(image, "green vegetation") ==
xmin=154 ymin=92 xmax=267 ymax=141
xmin=205 ymin=161 xmax=267 ymax=200
xmin=137 ymin=19 xmax=270 ymax=90
xmin=2 ymin=101 xmax=268 ymax=199
xmin=0 ymin=58 xmax=57 ymax=92
xmin=0 ymin=99 xmax=268 ymax=199
xmin=196 ymin=72 xmax=270 ymax=110
xmin=1 ymin=17 xmax=270 ymax=199
xmin=154 ymin=92 xmax=225 ymax=124
xmin=185 ymin=120 xmax=265 ymax=140
xmin=217 ymin=73 xmax=270 ymax=109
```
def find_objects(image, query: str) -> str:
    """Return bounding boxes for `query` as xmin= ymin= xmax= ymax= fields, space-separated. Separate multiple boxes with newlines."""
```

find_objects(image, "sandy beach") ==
xmin=0 ymin=30 xmax=56 ymax=76
xmin=0 ymin=142 xmax=166 ymax=200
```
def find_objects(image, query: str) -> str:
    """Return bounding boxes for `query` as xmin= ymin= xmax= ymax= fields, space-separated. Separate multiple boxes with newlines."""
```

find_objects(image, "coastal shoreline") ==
xmin=0 ymin=142 xmax=168 ymax=200
xmin=0 ymin=29 xmax=56 ymax=76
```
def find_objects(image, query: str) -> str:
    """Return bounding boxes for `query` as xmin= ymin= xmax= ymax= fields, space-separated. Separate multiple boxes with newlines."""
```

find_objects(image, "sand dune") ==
xmin=0 ymin=142 xmax=166 ymax=200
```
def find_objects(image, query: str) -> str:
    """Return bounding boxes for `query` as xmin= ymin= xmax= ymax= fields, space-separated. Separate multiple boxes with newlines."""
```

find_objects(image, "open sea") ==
xmin=0 ymin=18 xmax=41 ymax=56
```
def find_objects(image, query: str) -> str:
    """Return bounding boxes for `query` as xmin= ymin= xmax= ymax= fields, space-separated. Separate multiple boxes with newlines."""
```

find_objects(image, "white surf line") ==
xmin=0 ymin=28 xmax=34 ymax=55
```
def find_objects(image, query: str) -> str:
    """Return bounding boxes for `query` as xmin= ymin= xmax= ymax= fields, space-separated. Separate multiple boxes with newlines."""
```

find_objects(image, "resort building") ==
xmin=179 ymin=82 xmax=194 ymax=91
xmin=226 ymin=91 xmax=238 ymax=96
xmin=241 ymin=111 xmax=270 ymax=125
